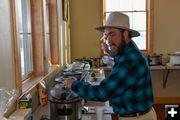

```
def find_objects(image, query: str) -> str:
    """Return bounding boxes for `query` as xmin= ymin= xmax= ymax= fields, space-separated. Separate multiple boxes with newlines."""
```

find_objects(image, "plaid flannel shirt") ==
xmin=71 ymin=40 xmax=154 ymax=115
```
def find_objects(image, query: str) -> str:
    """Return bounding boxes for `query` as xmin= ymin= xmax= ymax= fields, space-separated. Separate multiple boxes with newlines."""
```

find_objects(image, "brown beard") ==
xmin=109 ymin=34 xmax=126 ymax=56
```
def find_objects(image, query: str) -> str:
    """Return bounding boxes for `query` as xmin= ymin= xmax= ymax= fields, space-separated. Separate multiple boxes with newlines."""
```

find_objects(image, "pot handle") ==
xmin=58 ymin=106 xmax=73 ymax=115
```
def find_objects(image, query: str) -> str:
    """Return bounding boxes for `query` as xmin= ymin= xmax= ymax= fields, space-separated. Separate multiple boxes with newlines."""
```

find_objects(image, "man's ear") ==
xmin=123 ymin=30 xmax=129 ymax=40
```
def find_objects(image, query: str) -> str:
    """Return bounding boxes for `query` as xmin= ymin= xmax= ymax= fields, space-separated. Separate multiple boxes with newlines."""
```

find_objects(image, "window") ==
xmin=103 ymin=0 xmax=153 ymax=53
xmin=57 ymin=0 xmax=71 ymax=66
xmin=17 ymin=0 xmax=33 ymax=77
xmin=12 ymin=0 xmax=63 ymax=95
xmin=43 ymin=0 xmax=51 ymax=65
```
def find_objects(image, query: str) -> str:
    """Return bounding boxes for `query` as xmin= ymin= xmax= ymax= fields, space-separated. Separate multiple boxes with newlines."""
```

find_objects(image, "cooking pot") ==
xmin=75 ymin=58 xmax=93 ymax=67
xmin=147 ymin=54 xmax=162 ymax=65
xmin=91 ymin=57 xmax=102 ymax=67
xmin=63 ymin=71 xmax=82 ymax=80
xmin=49 ymin=98 xmax=82 ymax=120
xmin=168 ymin=52 xmax=180 ymax=65
xmin=49 ymin=84 xmax=82 ymax=120
xmin=54 ymin=76 xmax=65 ymax=83
xmin=50 ymin=84 xmax=79 ymax=100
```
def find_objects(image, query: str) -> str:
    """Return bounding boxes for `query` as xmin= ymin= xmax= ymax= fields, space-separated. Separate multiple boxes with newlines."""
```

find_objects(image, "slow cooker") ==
xmin=49 ymin=84 xmax=82 ymax=120
xmin=147 ymin=54 xmax=162 ymax=65
xmin=169 ymin=52 xmax=180 ymax=65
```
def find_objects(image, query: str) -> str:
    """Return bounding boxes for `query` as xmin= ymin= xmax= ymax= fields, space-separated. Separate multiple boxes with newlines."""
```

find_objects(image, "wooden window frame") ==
xmin=100 ymin=0 xmax=154 ymax=55
xmin=12 ymin=0 xmax=60 ymax=96
xmin=14 ymin=0 xmax=34 ymax=80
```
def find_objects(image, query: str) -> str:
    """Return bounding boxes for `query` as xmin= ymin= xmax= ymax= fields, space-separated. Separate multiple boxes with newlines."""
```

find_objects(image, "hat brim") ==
xmin=96 ymin=26 xmax=140 ymax=37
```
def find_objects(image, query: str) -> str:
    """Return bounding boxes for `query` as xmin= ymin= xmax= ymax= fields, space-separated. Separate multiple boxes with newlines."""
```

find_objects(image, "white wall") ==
xmin=154 ymin=0 xmax=180 ymax=54
xmin=0 ymin=0 xmax=16 ymax=89
xmin=70 ymin=0 xmax=101 ymax=60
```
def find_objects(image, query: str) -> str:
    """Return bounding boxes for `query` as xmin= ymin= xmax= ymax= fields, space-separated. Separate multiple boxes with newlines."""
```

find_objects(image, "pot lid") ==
xmin=63 ymin=71 xmax=82 ymax=76
xmin=149 ymin=53 xmax=162 ymax=57
xmin=54 ymin=76 xmax=65 ymax=83
xmin=50 ymin=84 xmax=78 ymax=101
xmin=169 ymin=52 xmax=180 ymax=56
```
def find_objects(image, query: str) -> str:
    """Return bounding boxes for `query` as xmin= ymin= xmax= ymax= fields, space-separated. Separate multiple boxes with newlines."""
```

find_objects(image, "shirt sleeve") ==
xmin=71 ymin=53 xmax=146 ymax=102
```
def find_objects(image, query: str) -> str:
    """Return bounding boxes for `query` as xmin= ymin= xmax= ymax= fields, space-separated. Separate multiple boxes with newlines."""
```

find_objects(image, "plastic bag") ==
xmin=0 ymin=88 xmax=17 ymax=118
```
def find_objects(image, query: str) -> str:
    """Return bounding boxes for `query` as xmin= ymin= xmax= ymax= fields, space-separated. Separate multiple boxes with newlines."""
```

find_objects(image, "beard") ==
xmin=109 ymin=37 xmax=126 ymax=57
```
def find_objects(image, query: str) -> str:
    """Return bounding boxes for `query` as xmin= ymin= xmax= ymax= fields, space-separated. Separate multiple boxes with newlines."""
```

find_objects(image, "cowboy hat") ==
xmin=96 ymin=12 xmax=140 ymax=37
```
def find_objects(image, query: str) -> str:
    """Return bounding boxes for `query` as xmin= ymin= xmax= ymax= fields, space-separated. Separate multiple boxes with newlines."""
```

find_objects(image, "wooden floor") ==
xmin=154 ymin=104 xmax=165 ymax=120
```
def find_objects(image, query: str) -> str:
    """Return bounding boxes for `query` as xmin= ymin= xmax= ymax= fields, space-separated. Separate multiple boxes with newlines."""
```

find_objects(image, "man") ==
xmin=65 ymin=12 xmax=157 ymax=120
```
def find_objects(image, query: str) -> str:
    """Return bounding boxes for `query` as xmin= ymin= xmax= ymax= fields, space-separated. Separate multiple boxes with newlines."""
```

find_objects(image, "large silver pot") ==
xmin=49 ymin=84 xmax=82 ymax=120
xmin=49 ymin=97 xmax=82 ymax=120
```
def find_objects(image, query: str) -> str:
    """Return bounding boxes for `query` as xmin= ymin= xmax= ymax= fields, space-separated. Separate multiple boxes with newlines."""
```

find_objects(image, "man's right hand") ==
xmin=101 ymin=42 xmax=110 ymax=54
xmin=64 ymin=77 xmax=76 ymax=90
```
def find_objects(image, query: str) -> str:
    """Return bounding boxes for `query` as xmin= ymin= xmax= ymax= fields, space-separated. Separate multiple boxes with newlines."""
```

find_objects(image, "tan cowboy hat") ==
xmin=96 ymin=12 xmax=140 ymax=37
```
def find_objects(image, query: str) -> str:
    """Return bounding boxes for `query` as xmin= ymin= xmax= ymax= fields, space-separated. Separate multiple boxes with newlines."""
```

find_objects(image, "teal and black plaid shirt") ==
xmin=71 ymin=40 xmax=153 ymax=115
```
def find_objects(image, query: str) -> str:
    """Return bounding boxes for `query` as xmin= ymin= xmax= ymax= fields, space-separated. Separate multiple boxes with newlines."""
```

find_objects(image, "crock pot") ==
xmin=49 ymin=84 xmax=82 ymax=120
xmin=49 ymin=97 xmax=82 ymax=120
xmin=147 ymin=54 xmax=162 ymax=65
xmin=168 ymin=52 xmax=180 ymax=65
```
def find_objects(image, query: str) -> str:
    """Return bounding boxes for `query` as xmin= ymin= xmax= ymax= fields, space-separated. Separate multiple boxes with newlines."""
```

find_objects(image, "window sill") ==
xmin=19 ymin=65 xmax=60 ymax=99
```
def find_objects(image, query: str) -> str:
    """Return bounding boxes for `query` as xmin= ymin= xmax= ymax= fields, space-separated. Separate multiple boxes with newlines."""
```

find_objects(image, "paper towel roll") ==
xmin=95 ymin=107 xmax=105 ymax=120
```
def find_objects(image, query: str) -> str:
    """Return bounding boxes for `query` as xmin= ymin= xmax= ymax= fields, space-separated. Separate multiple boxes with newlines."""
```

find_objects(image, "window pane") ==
xmin=105 ymin=13 xmax=110 ymax=20
xmin=20 ymin=35 xmax=25 ymax=75
xmin=132 ymin=31 xmax=146 ymax=50
xmin=22 ymin=0 xmax=31 ymax=32
xmin=123 ymin=12 xmax=146 ymax=30
xmin=17 ymin=0 xmax=23 ymax=33
xmin=20 ymin=34 xmax=33 ymax=76
xmin=119 ymin=0 xmax=133 ymax=11
xmin=17 ymin=0 xmax=33 ymax=76
xmin=132 ymin=12 xmax=146 ymax=30
xmin=43 ymin=0 xmax=51 ymax=64
xmin=24 ymin=34 xmax=33 ymax=74
xmin=106 ymin=0 xmax=133 ymax=11
xmin=45 ymin=34 xmax=51 ymax=63
xmin=105 ymin=0 xmax=147 ymax=50
xmin=132 ymin=0 xmax=146 ymax=11
xmin=106 ymin=0 xmax=146 ymax=12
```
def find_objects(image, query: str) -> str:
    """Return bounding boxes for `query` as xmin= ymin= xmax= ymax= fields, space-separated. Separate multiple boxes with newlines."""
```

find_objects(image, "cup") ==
xmin=95 ymin=107 xmax=105 ymax=120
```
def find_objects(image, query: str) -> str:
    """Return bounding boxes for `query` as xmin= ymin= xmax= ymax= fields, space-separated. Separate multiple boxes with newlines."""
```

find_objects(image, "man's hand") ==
xmin=64 ymin=77 xmax=76 ymax=90
xmin=102 ymin=56 xmax=115 ymax=66
xmin=101 ymin=42 xmax=109 ymax=52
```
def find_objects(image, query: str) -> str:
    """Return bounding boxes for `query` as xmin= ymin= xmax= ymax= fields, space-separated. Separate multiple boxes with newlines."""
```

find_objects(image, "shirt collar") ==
xmin=113 ymin=40 xmax=135 ymax=62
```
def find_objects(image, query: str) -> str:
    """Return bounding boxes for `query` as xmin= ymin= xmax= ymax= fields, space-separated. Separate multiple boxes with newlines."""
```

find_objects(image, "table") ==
xmin=150 ymin=65 xmax=180 ymax=88
xmin=162 ymin=65 xmax=180 ymax=88
xmin=101 ymin=65 xmax=180 ymax=88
